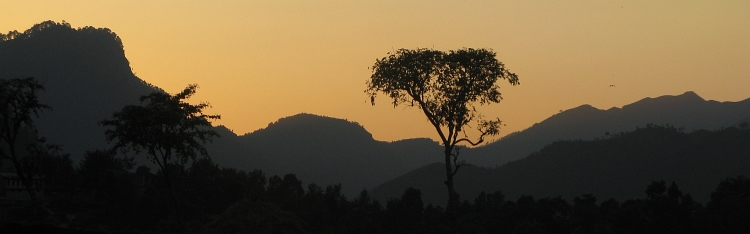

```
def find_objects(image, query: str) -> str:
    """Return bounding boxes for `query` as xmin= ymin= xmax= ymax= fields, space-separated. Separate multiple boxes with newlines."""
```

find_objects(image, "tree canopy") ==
xmin=101 ymin=84 xmax=220 ymax=169
xmin=0 ymin=77 xmax=51 ymax=201
xmin=367 ymin=48 xmax=519 ymax=211
xmin=367 ymin=48 xmax=518 ymax=146
xmin=100 ymin=83 xmax=220 ymax=201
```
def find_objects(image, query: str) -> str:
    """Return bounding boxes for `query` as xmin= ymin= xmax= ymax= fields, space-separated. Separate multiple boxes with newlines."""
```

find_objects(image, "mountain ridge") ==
xmin=373 ymin=126 xmax=750 ymax=206
xmin=0 ymin=21 xmax=159 ymax=163
xmin=469 ymin=91 xmax=750 ymax=167
xmin=2 ymin=21 xmax=749 ymax=198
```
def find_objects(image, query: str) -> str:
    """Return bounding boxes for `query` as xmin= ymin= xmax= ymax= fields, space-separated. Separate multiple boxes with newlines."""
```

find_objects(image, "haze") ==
xmin=2 ymin=1 xmax=748 ymax=143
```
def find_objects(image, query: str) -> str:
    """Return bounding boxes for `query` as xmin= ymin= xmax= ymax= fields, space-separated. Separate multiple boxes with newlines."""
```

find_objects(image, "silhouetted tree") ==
xmin=301 ymin=183 xmax=351 ymax=232
xmin=78 ymin=149 xmax=135 ymax=203
xmin=267 ymin=174 xmax=305 ymax=211
xmin=472 ymin=191 xmax=509 ymax=231
xmin=102 ymin=84 xmax=219 ymax=190
xmin=349 ymin=190 xmax=385 ymax=233
xmin=645 ymin=181 xmax=696 ymax=231
xmin=200 ymin=200 xmax=306 ymax=234
xmin=707 ymin=176 xmax=750 ymax=232
xmin=0 ymin=77 xmax=51 ymax=201
xmin=101 ymin=84 xmax=220 ymax=223
xmin=136 ymin=165 xmax=151 ymax=175
xmin=367 ymin=48 xmax=519 ymax=211
xmin=386 ymin=187 xmax=425 ymax=232
xmin=38 ymin=152 xmax=76 ymax=196
xmin=183 ymin=158 xmax=262 ymax=217
xmin=571 ymin=194 xmax=610 ymax=233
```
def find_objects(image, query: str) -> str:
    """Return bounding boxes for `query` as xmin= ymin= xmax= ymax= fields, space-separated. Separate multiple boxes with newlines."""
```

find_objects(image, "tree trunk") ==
xmin=157 ymin=156 xmax=184 ymax=229
xmin=7 ymin=144 xmax=38 ymax=202
xmin=20 ymin=174 xmax=38 ymax=202
xmin=444 ymin=146 xmax=459 ymax=213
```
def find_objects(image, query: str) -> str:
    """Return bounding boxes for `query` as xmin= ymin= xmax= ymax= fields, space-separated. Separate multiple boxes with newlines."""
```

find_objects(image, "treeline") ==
xmin=0 ymin=20 xmax=122 ymax=46
xmin=2 ymin=76 xmax=748 ymax=233
xmin=2 ymin=156 xmax=749 ymax=234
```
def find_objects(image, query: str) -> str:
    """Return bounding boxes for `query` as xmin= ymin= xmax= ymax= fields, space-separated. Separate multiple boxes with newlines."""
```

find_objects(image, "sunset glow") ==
xmin=2 ymin=1 xmax=748 ymax=143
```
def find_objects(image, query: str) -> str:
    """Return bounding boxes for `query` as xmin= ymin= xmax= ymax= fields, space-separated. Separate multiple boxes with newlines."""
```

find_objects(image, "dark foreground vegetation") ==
xmin=2 ymin=77 xmax=749 ymax=233
xmin=1 ymin=22 xmax=749 ymax=233
xmin=1 ymin=155 xmax=749 ymax=233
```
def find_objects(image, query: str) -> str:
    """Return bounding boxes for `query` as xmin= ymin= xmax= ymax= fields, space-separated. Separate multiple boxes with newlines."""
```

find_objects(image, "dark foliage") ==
xmin=367 ymin=47 xmax=519 ymax=210
xmin=0 ymin=77 xmax=51 ymax=201
xmin=100 ymin=84 xmax=220 ymax=226
xmin=78 ymin=149 xmax=135 ymax=204
xmin=5 ymin=155 xmax=750 ymax=233
xmin=3 ymin=21 xmax=749 ymax=234
xmin=1 ymin=21 xmax=161 ymax=166
xmin=707 ymin=176 xmax=750 ymax=232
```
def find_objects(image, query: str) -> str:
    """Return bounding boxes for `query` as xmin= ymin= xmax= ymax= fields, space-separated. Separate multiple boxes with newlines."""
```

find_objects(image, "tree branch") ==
xmin=413 ymin=97 xmax=449 ymax=145
xmin=454 ymin=117 xmax=500 ymax=146
xmin=454 ymin=128 xmax=488 ymax=146
xmin=450 ymin=147 xmax=461 ymax=177
xmin=454 ymin=136 xmax=485 ymax=147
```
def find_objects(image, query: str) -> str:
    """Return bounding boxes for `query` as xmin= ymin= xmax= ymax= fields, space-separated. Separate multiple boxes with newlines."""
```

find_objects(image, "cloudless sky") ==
xmin=2 ymin=1 xmax=749 ymax=143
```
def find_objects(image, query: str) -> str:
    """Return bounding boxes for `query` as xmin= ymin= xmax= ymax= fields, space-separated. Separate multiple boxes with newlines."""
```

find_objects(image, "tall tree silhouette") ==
xmin=367 ymin=48 xmax=519 ymax=211
xmin=78 ymin=149 xmax=135 ymax=203
xmin=101 ymin=84 xmax=220 ymax=206
xmin=0 ymin=77 xmax=50 ymax=201
xmin=708 ymin=176 xmax=750 ymax=232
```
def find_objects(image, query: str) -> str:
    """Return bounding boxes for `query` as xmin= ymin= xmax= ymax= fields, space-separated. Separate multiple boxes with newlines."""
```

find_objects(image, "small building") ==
xmin=0 ymin=172 xmax=45 ymax=201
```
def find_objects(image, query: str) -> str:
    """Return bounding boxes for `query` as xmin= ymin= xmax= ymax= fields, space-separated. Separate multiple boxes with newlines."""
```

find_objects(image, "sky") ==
xmin=2 ymin=1 xmax=749 ymax=143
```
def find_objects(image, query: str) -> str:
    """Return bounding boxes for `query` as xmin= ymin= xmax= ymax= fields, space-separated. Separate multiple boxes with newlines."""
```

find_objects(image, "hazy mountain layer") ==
xmin=469 ymin=91 xmax=750 ymax=167
xmin=3 ymin=21 xmax=749 ymax=199
xmin=372 ymin=126 xmax=750 ymax=206
xmin=206 ymin=113 xmax=442 ymax=196
xmin=0 ymin=21 xmax=444 ymax=196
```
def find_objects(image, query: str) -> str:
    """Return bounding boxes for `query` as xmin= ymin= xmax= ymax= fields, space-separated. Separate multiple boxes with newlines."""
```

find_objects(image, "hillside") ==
xmin=372 ymin=126 xmax=750 ymax=205
xmin=3 ymin=21 xmax=749 ymax=199
xmin=207 ymin=113 xmax=442 ymax=196
xmin=0 ymin=22 xmax=445 ymax=196
xmin=469 ymin=91 xmax=750 ymax=167
xmin=0 ymin=21 xmax=158 ymax=161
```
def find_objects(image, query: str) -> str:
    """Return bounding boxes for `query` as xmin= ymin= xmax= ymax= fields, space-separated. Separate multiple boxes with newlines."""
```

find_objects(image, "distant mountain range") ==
xmin=372 ymin=126 xmax=750 ymax=206
xmin=467 ymin=91 xmax=750 ymax=167
xmin=207 ymin=113 xmax=443 ymax=196
xmin=2 ymin=21 xmax=749 ymax=198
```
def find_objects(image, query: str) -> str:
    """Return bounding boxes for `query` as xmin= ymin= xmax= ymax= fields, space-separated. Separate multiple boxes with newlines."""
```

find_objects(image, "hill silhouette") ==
xmin=372 ymin=126 xmax=750 ymax=205
xmin=0 ymin=19 xmax=442 ymax=195
xmin=469 ymin=91 xmax=750 ymax=167
xmin=0 ymin=23 xmax=444 ymax=195
xmin=2 ymin=21 xmax=749 ymax=199
xmin=0 ymin=21 xmax=158 ymax=162
xmin=207 ymin=113 xmax=442 ymax=196
xmin=734 ymin=115 xmax=750 ymax=129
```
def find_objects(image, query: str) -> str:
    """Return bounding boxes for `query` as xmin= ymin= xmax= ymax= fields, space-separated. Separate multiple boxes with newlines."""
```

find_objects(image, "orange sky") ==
xmin=2 ymin=1 xmax=749 ymax=143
